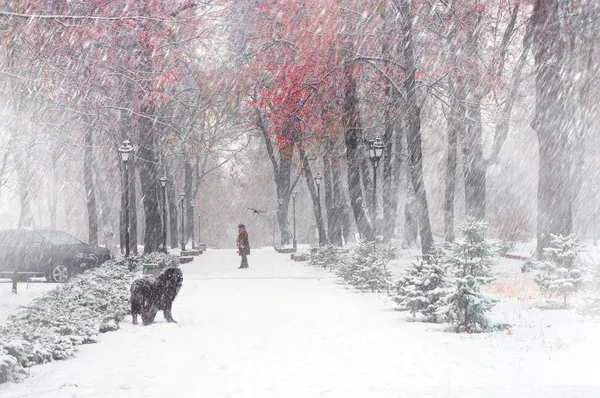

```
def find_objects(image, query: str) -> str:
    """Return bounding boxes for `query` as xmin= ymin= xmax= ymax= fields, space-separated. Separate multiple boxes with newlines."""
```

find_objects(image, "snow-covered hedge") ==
xmin=0 ymin=253 xmax=178 ymax=384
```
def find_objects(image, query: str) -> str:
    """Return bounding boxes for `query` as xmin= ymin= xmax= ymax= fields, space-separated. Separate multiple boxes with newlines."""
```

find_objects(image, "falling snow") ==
xmin=1 ymin=1 xmax=600 ymax=396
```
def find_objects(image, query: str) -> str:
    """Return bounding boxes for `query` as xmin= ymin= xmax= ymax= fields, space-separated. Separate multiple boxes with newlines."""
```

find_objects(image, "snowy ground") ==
xmin=1 ymin=247 xmax=600 ymax=397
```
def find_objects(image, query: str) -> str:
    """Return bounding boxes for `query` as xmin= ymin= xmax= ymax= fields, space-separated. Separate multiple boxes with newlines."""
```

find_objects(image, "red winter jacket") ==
xmin=236 ymin=228 xmax=250 ymax=256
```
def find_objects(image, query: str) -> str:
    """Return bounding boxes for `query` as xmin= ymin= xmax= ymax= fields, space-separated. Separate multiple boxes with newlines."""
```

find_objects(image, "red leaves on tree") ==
xmin=243 ymin=0 xmax=346 ymax=151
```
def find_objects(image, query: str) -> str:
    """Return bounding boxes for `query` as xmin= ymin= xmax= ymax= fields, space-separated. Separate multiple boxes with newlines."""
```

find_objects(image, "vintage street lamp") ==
xmin=159 ymin=176 xmax=168 ymax=253
xmin=314 ymin=172 xmax=323 ymax=201
xmin=368 ymin=137 xmax=385 ymax=219
xmin=314 ymin=172 xmax=323 ymax=245
xmin=180 ymin=190 xmax=186 ymax=251
xmin=292 ymin=191 xmax=298 ymax=250
xmin=593 ymin=185 xmax=598 ymax=246
xmin=118 ymin=140 xmax=134 ymax=257
xmin=190 ymin=201 xmax=196 ymax=249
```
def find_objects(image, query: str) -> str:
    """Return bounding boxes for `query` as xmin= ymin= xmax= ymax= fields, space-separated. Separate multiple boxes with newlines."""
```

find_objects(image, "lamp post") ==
xmin=593 ymin=185 xmax=598 ymax=246
xmin=368 ymin=137 xmax=385 ymax=220
xmin=190 ymin=201 xmax=196 ymax=249
xmin=292 ymin=191 xmax=298 ymax=250
xmin=198 ymin=213 xmax=201 ymax=247
xmin=118 ymin=140 xmax=133 ymax=257
xmin=278 ymin=197 xmax=284 ymax=245
xmin=314 ymin=172 xmax=323 ymax=245
xmin=314 ymin=172 xmax=323 ymax=203
xmin=180 ymin=190 xmax=186 ymax=251
xmin=159 ymin=176 xmax=168 ymax=253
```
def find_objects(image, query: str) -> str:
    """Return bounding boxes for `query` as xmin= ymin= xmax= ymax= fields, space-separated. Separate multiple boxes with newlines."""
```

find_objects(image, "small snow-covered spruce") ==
xmin=579 ymin=261 xmax=600 ymax=317
xmin=535 ymin=233 xmax=582 ymax=308
xmin=441 ymin=275 xmax=496 ymax=332
xmin=393 ymin=256 xmax=449 ymax=322
xmin=337 ymin=242 xmax=395 ymax=293
xmin=447 ymin=218 xmax=495 ymax=278
xmin=440 ymin=219 xmax=497 ymax=332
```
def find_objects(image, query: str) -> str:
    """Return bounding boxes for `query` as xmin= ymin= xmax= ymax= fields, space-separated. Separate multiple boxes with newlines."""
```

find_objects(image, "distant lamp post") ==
xmin=159 ymin=176 xmax=168 ymax=253
xmin=118 ymin=140 xmax=134 ymax=257
xmin=180 ymin=190 xmax=186 ymax=251
xmin=314 ymin=171 xmax=323 ymax=245
xmin=278 ymin=197 xmax=284 ymax=245
xmin=292 ymin=191 xmax=298 ymax=250
xmin=190 ymin=201 xmax=196 ymax=249
xmin=368 ymin=137 xmax=385 ymax=219
xmin=593 ymin=185 xmax=598 ymax=246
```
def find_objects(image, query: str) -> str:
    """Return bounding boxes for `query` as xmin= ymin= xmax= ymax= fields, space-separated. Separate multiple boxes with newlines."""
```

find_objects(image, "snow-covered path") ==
xmin=0 ymin=248 xmax=597 ymax=397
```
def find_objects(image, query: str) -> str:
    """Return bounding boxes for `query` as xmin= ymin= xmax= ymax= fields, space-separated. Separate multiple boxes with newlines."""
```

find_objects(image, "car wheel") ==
xmin=47 ymin=264 xmax=70 ymax=283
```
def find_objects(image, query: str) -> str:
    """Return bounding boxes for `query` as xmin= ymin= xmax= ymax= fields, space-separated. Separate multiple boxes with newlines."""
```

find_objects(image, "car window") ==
xmin=38 ymin=230 xmax=83 ymax=246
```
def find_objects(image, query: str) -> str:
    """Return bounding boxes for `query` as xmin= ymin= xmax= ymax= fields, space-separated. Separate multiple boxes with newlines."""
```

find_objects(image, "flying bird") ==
xmin=248 ymin=207 xmax=266 ymax=214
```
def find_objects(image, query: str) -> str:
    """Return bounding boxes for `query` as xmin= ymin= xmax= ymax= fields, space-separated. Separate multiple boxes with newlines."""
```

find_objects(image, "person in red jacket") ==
xmin=236 ymin=224 xmax=250 ymax=269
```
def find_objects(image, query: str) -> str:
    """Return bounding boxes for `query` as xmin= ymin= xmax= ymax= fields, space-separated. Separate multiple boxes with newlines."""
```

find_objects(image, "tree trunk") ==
xmin=16 ymin=143 xmax=35 ymax=228
xmin=184 ymin=157 xmax=194 ymax=245
xmin=119 ymin=155 xmax=127 ymax=254
xmin=275 ymin=152 xmax=292 ymax=246
xmin=130 ymin=156 xmax=138 ymax=254
xmin=83 ymin=126 xmax=98 ymax=246
xmin=360 ymin=143 xmax=374 ymax=220
xmin=323 ymin=137 xmax=347 ymax=246
xmin=329 ymin=135 xmax=353 ymax=245
xmin=95 ymin=148 xmax=116 ymax=250
xmin=333 ymin=145 xmax=352 ymax=245
xmin=404 ymin=162 xmax=419 ymax=248
xmin=444 ymin=88 xmax=465 ymax=243
xmin=380 ymin=0 xmax=401 ymax=243
xmin=400 ymin=0 xmax=433 ymax=255
xmin=463 ymin=95 xmax=486 ymax=221
xmin=255 ymin=107 xmax=293 ymax=245
xmin=532 ymin=0 xmax=573 ymax=258
xmin=277 ymin=195 xmax=291 ymax=246
xmin=136 ymin=112 xmax=163 ymax=254
xmin=323 ymin=150 xmax=337 ymax=244
xmin=382 ymin=89 xmax=403 ymax=242
xmin=167 ymin=168 xmax=179 ymax=249
xmin=300 ymin=145 xmax=327 ymax=245
xmin=343 ymin=65 xmax=374 ymax=241
xmin=17 ymin=173 xmax=34 ymax=228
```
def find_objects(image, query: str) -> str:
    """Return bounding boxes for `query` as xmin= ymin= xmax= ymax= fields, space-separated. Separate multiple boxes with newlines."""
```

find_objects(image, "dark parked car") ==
xmin=0 ymin=228 xmax=112 ymax=283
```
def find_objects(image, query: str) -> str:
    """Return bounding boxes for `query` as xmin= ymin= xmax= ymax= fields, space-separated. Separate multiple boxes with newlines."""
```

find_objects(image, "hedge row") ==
xmin=0 ymin=253 xmax=178 ymax=384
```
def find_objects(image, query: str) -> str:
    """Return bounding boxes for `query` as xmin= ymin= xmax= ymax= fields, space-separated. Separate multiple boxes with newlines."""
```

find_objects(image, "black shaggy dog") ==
xmin=130 ymin=267 xmax=183 ymax=325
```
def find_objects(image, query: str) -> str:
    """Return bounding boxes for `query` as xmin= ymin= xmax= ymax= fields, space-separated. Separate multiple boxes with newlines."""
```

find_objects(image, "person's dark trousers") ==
xmin=240 ymin=253 xmax=249 ymax=268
